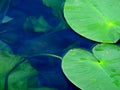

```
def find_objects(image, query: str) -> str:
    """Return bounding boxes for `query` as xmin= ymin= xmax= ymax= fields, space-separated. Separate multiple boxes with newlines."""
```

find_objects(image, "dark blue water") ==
xmin=2 ymin=0 xmax=118 ymax=90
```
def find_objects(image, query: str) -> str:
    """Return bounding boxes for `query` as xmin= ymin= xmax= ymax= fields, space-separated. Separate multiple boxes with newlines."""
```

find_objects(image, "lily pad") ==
xmin=62 ymin=44 xmax=120 ymax=90
xmin=64 ymin=0 xmax=120 ymax=43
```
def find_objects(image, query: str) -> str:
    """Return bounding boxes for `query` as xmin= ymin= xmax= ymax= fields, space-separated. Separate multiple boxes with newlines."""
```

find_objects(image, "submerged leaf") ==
xmin=31 ymin=16 xmax=52 ymax=32
xmin=42 ymin=0 xmax=69 ymax=30
xmin=42 ymin=0 xmax=65 ymax=17
xmin=0 ymin=51 xmax=22 ymax=90
xmin=2 ymin=16 xmax=13 ymax=23
xmin=64 ymin=0 xmax=120 ymax=43
xmin=29 ymin=87 xmax=57 ymax=90
xmin=62 ymin=44 xmax=120 ymax=90
xmin=0 ymin=0 xmax=11 ymax=23
xmin=0 ymin=51 xmax=37 ymax=90
xmin=24 ymin=16 xmax=51 ymax=33
xmin=8 ymin=60 xmax=37 ymax=90
xmin=0 ymin=40 xmax=11 ymax=52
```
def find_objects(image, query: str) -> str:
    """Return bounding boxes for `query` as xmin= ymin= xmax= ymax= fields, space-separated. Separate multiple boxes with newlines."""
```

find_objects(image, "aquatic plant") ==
xmin=62 ymin=44 xmax=120 ymax=90
xmin=0 ymin=50 xmax=37 ymax=90
xmin=1 ymin=0 xmax=120 ymax=90
xmin=1 ymin=0 xmax=81 ymax=89
xmin=62 ymin=0 xmax=120 ymax=90
xmin=64 ymin=0 xmax=120 ymax=43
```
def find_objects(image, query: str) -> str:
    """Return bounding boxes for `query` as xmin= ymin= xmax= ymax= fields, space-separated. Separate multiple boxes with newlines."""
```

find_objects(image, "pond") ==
xmin=0 ymin=0 xmax=120 ymax=90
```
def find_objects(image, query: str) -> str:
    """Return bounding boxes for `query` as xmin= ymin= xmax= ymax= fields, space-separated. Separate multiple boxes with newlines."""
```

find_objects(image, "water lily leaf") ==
xmin=8 ymin=60 xmax=37 ymax=90
xmin=62 ymin=44 xmax=120 ymax=90
xmin=30 ymin=16 xmax=52 ymax=32
xmin=0 ymin=51 xmax=22 ymax=76
xmin=42 ymin=0 xmax=68 ymax=30
xmin=29 ymin=87 xmax=57 ymax=90
xmin=0 ymin=51 xmax=23 ymax=90
xmin=0 ymin=51 xmax=37 ymax=90
xmin=24 ymin=16 xmax=51 ymax=33
xmin=42 ymin=0 xmax=64 ymax=17
xmin=64 ymin=0 xmax=120 ymax=43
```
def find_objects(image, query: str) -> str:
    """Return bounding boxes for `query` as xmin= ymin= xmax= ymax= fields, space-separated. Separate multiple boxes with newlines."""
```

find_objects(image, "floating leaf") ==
xmin=64 ymin=0 xmax=120 ymax=43
xmin=62 ymin=44 xmax=120 ymax=90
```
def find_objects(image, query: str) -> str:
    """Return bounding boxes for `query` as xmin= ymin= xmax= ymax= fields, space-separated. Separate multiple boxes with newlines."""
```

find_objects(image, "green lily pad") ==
xmin=62 ymin=44 xmax=120 ymax=90
xmin=64 ymin=0 xmax=120 ymax=43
